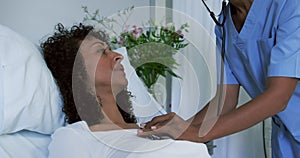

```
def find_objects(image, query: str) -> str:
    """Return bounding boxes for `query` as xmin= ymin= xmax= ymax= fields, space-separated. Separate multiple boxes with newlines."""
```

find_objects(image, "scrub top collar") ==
xmin=227 ymin=0 xmax=267 ymax=41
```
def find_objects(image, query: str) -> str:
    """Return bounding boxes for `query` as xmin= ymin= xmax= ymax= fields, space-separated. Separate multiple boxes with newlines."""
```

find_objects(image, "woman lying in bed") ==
xmin=41 ymin=23 xmax=210 ymax=158
xmin=42 ymin=23 xmax=138 ymax=131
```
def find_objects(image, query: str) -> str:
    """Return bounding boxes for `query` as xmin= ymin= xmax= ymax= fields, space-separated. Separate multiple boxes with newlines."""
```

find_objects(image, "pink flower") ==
xmin=118 ymin=37 xmax=124 ymax=45
xmin=176 ymin=30 xmax=184 ymax=38
xmin=132 ymin=25 xmax=143 ymax=40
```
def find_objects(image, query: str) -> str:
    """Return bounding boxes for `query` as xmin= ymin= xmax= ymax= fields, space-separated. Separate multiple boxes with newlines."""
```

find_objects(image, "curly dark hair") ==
xmin=41 ymin=23 xmax=136 ymax=126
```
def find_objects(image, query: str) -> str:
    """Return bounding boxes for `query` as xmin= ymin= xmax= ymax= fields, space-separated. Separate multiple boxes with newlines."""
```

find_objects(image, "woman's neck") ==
xmin=92 ymin=86 xmax=138 ymax=132
xmin=90 ymin=93 xmax=138 ymax=132
xmin=97 ymin=92 xmax=126 ymax=125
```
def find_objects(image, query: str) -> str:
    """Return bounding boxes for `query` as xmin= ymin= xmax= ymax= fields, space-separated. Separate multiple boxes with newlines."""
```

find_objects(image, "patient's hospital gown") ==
xmin=215 ymin=0 xmax=300 ymax=157
xmin=48 ymin=121 xmax=210 ymax=158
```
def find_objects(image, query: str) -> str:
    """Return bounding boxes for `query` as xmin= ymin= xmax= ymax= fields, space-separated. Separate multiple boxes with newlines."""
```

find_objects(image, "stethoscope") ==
xmin=201 ymin=3 xmax=268 ymax=158
xmin=201 ymin=0 xmax=227 ymax=115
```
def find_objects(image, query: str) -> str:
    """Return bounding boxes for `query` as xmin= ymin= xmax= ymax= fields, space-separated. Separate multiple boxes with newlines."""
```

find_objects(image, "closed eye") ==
xmin=96 ymin=48 xmax=106 ymax=55
xmin=103 ymin=48 xmax=108 ymax=55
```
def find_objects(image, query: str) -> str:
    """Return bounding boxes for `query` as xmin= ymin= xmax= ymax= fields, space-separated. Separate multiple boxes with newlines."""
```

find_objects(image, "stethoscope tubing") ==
xmin=201 ymin=0 xmax=227 ymax=115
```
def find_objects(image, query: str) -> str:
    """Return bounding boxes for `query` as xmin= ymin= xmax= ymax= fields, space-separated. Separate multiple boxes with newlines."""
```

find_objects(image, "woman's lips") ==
xmin=114 ymin=64 xmax=125 ymax=72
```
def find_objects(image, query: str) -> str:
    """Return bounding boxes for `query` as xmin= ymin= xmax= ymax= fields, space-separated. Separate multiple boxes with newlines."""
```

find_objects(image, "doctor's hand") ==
xmin=137 ymin=112 xmax=205 ymax=142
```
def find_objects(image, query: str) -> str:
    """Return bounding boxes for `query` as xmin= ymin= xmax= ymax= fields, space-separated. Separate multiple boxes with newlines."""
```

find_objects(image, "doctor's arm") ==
xmin=138 ymin=77 xmax=298 ymax=143
xmin=138 ymin=83 xmax=240 ymax=140
xmin=188 ymin=84 xmax=240 ymax=127
xmin=198 ymin=77 xmax=298 ymax=142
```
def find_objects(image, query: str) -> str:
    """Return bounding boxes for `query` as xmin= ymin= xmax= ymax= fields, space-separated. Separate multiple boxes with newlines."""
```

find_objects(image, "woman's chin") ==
xmin=113 ymin=81 xmax=128 ymax=94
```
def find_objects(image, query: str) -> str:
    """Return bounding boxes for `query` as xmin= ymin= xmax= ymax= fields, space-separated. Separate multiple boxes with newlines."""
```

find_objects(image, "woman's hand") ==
xmin=137 ymin=112 xmax=205 ymax=142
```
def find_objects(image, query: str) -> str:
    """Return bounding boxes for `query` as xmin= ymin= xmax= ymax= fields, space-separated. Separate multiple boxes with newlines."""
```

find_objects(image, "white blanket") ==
xmin=48 ymin=121 xmax=211 ymax=158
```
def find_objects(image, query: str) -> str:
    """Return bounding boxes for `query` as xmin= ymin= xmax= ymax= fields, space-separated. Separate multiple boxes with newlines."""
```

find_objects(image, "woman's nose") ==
xmin=112 ymin=52 xmax=123 ymax=62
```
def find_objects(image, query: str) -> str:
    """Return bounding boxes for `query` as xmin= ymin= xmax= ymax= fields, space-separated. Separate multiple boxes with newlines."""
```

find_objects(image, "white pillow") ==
xmin=0 ymin=24 xmax=64 ymax=135
xmin=113 ymin=47 xmax=166 ymax=124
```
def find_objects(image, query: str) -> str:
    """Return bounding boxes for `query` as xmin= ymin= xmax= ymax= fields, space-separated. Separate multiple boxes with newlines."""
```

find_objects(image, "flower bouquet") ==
xmin=82 ymin=6 xmax=189 ymax=90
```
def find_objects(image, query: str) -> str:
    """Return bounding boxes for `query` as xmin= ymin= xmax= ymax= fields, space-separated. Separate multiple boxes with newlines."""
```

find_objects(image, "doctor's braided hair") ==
xmin=41 ymin=23 xmax=136 ymax=126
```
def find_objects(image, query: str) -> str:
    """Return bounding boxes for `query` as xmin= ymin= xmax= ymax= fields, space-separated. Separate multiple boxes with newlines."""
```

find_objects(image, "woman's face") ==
xmin=79 ymin=37 xmax=128 ymax=95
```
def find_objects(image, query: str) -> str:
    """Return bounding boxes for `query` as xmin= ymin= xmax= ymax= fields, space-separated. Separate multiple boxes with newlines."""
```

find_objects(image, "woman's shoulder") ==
xmin=48 ymin=121 xmax=94 ymax=158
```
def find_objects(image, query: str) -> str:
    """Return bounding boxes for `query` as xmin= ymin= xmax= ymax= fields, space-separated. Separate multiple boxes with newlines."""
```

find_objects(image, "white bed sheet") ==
xmin=0 ymin=123 xmax=211 ymax=158
xmin=48 ymin=121 xmax=211 ymax=158
xmin=92 ymin=129 xmax=212 ymax=158
xmin=0 ymin=130 xmax=50 ymax=158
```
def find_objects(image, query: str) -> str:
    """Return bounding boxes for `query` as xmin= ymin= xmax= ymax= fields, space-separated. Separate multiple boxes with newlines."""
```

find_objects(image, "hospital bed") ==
xmin=0 ymin=24 xmax=211 ymax=158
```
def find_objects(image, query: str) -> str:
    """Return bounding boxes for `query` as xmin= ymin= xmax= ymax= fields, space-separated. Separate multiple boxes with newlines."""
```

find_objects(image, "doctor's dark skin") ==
xmin=137 ymin=0 xmax=298 ymax=143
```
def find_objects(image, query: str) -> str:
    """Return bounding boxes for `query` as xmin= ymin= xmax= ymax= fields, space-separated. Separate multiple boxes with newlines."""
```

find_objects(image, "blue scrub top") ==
xmin=215 ymin=0 xmax=300 ymax=141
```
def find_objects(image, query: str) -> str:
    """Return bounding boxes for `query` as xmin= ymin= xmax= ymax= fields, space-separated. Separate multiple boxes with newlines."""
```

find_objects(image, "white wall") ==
xmin=0 ymin=0 xmax=150 ymax=44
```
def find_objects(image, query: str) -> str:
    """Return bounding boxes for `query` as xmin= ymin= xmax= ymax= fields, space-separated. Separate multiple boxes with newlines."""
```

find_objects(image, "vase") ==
xmin=148 ymin=82 xmax=167 ymax=110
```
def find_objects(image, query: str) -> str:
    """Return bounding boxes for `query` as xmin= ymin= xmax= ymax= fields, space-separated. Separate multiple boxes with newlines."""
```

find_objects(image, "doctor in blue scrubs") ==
xmin=138 ymin=0 xmax=300 ymax=157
